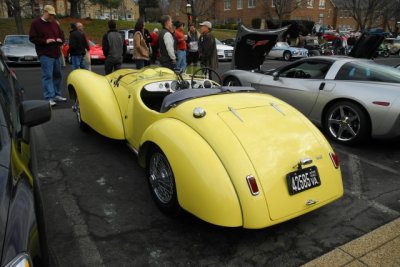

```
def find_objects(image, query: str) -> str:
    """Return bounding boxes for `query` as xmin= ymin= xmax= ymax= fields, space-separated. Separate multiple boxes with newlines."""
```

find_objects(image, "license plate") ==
xmin=24 ymin=56 xmax=34 ymax=60
xmin=286 ymin=166 xmax=321 ymax=195
xmin=91 ymin=55 xmax=99 ymax=59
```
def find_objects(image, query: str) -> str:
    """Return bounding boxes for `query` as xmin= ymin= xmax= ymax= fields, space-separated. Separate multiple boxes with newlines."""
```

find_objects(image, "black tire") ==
xmin=323 ymin=101 xmax=370 ymax=145
xmin=71 ymin=90 xmax=90 ymax=132
xmin=147 ymin=147 xmax=180 ymax=215
xmin=383 ymin=51 xmax=390 ymax=57
xmin=283 ymin=51 xmax=292 ymax=61
xmin=223 ymin=76 xmax=242 ymax=86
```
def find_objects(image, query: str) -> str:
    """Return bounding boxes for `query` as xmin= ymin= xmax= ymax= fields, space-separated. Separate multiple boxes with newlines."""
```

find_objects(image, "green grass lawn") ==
xmin=0 ymin=18 xmax=236 ymax=44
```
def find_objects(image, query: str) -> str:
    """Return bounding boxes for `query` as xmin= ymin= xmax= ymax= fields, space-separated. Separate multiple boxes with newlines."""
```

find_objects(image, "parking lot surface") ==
xmin=15 ymin=59 xmax=400 ymax=266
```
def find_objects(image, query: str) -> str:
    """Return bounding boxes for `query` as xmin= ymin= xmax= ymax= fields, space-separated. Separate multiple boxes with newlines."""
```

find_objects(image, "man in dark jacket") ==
xmin=69 ymin=22 xmax=89 ymax=70
xmin=29 ymin=5 xmax=66 ymax=107
xmin=158 ymin=15 xmax=177 ymax=70
xmin=102 ymin=20 xmax=126 ymax=74
xmin=198 ymin=21 xmax=218 ymax=70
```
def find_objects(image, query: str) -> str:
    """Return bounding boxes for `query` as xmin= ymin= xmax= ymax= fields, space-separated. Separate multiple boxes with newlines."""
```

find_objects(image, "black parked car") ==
xmin=0 ymin=50 xmax=50 ymax=266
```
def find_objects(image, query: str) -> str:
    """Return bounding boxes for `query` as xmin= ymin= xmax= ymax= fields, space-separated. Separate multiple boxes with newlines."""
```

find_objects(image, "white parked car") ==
xmin=268 ymin=41 xmax=308 ymax=61
xmin=216 ymin=39 xmax=234 ymax=61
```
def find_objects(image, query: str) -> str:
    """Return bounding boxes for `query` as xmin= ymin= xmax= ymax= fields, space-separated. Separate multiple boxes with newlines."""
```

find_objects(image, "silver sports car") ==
xmin=1 ymin=35 xmax=39 ymax=65
xmin=222 ymin=25 xmax=400 ymax=145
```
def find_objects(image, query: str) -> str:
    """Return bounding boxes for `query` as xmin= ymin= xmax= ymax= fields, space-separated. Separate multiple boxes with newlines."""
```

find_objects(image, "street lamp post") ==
xmin=186 ymin=2 xmax=192 ymax=29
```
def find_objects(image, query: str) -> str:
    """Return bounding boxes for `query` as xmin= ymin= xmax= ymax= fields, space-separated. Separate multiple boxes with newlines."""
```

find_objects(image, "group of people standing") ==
xmin=28 ymin=5 xmax=218 ymax=107
xmin=132 ymin=15 xmax=218 ymax=72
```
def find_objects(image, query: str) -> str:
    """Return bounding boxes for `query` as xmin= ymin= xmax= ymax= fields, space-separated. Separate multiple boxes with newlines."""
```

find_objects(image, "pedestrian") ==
xmin=77 ymin=22 xmax=92 ymax=71
xmin=158 ymin=15 xmax=177 ymax=70
xmin=69 ymin=22 xmax=89 ymax=70
xmin=149 ymin=28 xmax=159 ymax=64
xmin=133 ymin=18 xmax=150 ymax=69
xmin=29 ymin=5 xmax=66 ymax=107
xmin=55 ymin=20 xmax=66 ymax=68
xmin=174 ymin=21 xmax=187 ymax=72
xmin=102 ymin=20 xmax=126 ymax=75
xmin=186 ymin=23 xmax=200 ymax=67
xmin=198 ymin=21 xmax=218 ymax=70
xmin=143 ymin=27 xmax=153 ymax=67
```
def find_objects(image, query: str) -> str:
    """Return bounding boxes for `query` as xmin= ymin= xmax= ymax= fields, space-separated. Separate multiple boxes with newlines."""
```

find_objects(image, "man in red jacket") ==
xmin=29 ymin=5 xmax=66 ymax=107
xmin=174 ymin=21 xmax=187 ymax=72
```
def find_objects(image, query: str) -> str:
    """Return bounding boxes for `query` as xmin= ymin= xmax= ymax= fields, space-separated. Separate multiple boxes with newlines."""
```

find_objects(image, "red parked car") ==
xmin=322 ymin=31 xmax=338 ymax=41
xmin=62 ymin=39 xmax=106 ymax=64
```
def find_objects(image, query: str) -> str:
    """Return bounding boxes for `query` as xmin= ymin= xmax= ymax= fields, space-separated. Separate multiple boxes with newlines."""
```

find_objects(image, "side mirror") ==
xmin=19 ymin=100 xmax=51 ymax=127
xmin=273 ymin=71 xmax=280 ymax=81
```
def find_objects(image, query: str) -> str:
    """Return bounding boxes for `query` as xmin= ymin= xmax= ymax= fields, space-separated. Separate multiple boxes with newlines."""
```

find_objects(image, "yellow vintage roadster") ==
xmin=67 ymin=66 xmax=343 ymax=229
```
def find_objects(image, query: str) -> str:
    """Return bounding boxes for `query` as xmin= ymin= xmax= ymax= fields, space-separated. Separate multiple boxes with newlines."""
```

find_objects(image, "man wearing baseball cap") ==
xmin=29 ymin=5 xmax=66 ymax=107
xmin=198 ymin=21 xmax=218 ymax=70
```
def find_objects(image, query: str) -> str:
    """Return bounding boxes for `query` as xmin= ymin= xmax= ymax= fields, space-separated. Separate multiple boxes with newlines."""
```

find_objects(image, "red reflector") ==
xmin=329 ymin=152 xmax=339 ymax=169
xmin=246 ymin=175 xmax=259 ymax=196
xmin=372 ymin=101 xmax=390 ymax=106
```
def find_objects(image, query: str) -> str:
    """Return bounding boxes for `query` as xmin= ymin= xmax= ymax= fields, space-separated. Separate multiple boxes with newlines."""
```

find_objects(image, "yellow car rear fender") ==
xmin=67 ymin=70 xmax=125 ymax=139
xmin=139 ymin=118 xmax=243 ymax=227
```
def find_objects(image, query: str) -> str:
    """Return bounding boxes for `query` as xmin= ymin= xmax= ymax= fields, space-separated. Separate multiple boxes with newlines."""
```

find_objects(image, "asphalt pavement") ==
xmin=14 ymin=58 xmax=400 ymax=266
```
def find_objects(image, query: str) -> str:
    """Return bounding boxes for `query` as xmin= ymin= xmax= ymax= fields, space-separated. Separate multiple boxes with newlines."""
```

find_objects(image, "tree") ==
xmin=6 ymin=0 xmax=24 ymax=33
xmin=69 ymin=0 xmax=81 ymax=18
xmin=138 ymin=0 xmax=158 ymax=20
xmin=342 ymin=0 xmax=389 ymax=31
xmin=268 ymin=0 xmax=307 ymax=27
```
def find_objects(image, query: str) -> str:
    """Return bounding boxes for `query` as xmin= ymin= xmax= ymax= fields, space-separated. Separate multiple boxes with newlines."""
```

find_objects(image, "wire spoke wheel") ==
xmin=149 ymin=152 xmax=174 ymax=204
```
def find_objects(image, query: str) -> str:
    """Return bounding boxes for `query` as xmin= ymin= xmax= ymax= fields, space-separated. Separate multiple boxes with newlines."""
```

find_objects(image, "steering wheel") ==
xmin=190 ymin=67 xmax=222 ymax=89
xmin=294 ymin=70 xmax=307 ymax=78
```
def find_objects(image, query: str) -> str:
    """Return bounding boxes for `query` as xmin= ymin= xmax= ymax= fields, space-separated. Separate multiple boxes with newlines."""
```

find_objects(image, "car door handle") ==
xmin=319 ymin=82 xmax=325 ymax=90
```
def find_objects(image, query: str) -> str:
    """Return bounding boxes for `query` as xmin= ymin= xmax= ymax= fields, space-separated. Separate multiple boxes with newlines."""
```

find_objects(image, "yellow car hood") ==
xmin=173 ymin=93 xmax=342 ymax=222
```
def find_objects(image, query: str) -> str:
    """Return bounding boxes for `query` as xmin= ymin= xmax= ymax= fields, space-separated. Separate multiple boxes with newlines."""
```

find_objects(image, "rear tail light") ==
xmin=124 ymin=39 xmax=129 ymax=46
xmin=329 ymin=152 xmax=339 ymax=169
xmin=246 ymin=175 xmax=259 ymax=196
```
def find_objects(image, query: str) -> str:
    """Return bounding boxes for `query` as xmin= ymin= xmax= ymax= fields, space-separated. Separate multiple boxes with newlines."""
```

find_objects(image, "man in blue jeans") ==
xmin=29 ymin=5 xmax=67 ymax=107
xmin=69 ymin=22 xmax=89 ymax=70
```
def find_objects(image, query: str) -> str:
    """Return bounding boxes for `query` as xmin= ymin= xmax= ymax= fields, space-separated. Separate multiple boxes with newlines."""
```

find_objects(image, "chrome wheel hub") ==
xmin=328 ymin=105 xmax=360 ymax=141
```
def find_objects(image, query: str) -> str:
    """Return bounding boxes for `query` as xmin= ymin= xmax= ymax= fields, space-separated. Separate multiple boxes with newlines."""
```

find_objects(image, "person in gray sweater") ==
xmin=102 ymin=20 xmax=126 ymax=74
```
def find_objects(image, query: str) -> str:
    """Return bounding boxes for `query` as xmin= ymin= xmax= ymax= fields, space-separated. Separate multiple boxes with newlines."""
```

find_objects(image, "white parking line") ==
xmin=348 ymin=154 xmax=363 ymax=197
xmin=346 ymin=153 xmax=400 ymax=217
xmin=335 ymin=147 xmax=400 ymax=175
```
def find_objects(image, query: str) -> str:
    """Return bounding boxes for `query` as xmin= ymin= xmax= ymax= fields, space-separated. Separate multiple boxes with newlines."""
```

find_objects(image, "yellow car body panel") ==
xmin=140 ymin=119 xmax=242 ymax=227
xmin=67 ymin=67 xmax=344 ymax=229
xmin=67 ymin=70 xmax=125 ymax=139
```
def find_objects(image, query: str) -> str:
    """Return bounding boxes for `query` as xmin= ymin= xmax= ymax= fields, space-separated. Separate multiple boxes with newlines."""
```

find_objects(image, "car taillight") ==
xmin=329 ymin=152 xmax=339 ymax=169
xmin=246 ymin=175 xmax=259 ymax=196
xmin=124 ymin=39 xmax=129 ymax=46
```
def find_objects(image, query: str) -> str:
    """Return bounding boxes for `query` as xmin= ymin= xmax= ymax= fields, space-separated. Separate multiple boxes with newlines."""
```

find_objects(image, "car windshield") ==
xmin=216 ymin=39 xmax=222 ymax=45
xmin=335 ymin=61 xmax=400 ymax=83
xmin=276 ymin=42 xmax=289 ymax=47
xmin=4 ymin=35 xmax=33 ymax=45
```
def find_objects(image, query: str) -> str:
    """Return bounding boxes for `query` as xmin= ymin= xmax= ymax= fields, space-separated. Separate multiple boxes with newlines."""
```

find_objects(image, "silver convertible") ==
xmin=222 ymin=25 xmax=400 ymax=145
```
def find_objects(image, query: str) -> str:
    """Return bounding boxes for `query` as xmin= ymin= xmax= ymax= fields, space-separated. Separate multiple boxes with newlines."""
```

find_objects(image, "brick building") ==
xmin=0 ymin=0 xmax=139 ymax=20
xmin=168 ymin=0 xmax=396 ymax=32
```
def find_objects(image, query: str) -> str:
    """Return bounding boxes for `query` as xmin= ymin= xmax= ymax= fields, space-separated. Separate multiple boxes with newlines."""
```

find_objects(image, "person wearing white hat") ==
xmin=198 ymin=21 xmax=218 ymax=70
xmin=29 ymin=5 xmax=66 ymax=107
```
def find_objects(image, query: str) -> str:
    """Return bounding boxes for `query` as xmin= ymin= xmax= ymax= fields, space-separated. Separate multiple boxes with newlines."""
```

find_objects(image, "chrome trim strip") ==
xmin=228 ymin=106 xmax=243 ymax=122
xmin=270 ymin=102 xmax=285 ymax=116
